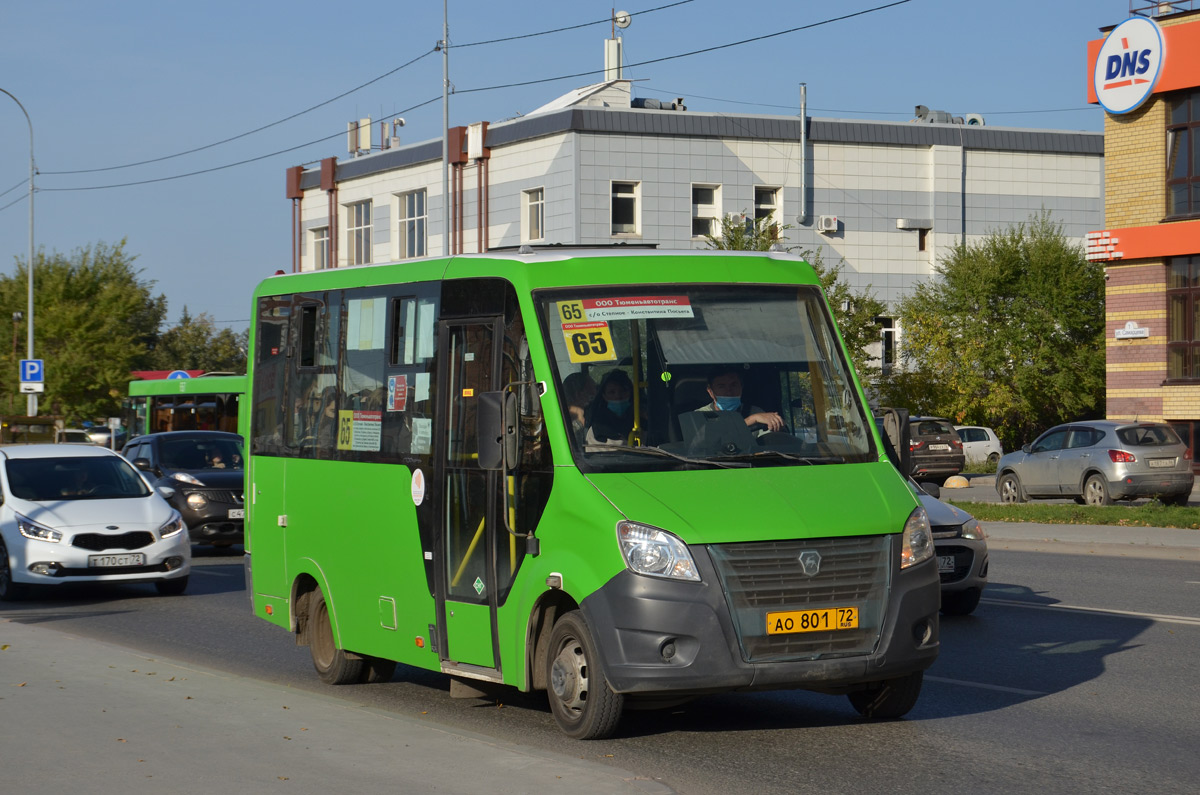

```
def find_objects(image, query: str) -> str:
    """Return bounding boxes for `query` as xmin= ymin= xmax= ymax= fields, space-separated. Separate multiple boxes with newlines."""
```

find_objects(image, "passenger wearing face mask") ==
xmin=584 ymin=369 xmax=637 ymax=447
xmin=696 ymin=366 xmax=785 ymax=434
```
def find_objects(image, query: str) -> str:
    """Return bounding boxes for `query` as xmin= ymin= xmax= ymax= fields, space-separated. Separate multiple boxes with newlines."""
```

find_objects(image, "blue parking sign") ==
xmin=19 ymin=359 xmax=43 ymax=383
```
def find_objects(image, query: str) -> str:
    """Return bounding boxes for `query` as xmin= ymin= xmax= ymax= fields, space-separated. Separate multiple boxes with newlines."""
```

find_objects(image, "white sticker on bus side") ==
xmin=411 ymin=468 xmax=425 ymax=506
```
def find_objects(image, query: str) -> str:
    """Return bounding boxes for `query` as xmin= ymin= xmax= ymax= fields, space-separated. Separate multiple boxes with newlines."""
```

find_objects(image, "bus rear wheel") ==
xmin=546 ymin=611 xmax=624 ymax=740
xmin=308 ymin=586 xmax=364 ymax=685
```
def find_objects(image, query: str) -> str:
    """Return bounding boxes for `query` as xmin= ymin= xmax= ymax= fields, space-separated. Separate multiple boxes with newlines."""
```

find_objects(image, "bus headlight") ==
xmin=617 ymin=521 xmax=700 ymax=581
xmin=17 ymin=514 xmax=62 ymax=543
xmin=900 ymin=507 xmax=933 ymax=569
xmin=159 ymin=511 xmax=186 ymax=539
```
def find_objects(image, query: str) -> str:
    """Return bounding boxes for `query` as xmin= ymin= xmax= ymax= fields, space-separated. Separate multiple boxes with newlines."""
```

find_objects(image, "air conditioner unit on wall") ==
xmin=817 ymin=215 xmax=838 ymax=234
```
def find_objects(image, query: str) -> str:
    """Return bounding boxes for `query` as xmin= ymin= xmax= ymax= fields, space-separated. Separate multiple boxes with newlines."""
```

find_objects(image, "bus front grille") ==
xmin=706 ymin=535 xmax=891 ymax=663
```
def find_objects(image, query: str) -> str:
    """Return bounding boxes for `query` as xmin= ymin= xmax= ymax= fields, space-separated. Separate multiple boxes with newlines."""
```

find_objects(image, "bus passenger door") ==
xmin=435 ymin=318 xmax=503 ymax=673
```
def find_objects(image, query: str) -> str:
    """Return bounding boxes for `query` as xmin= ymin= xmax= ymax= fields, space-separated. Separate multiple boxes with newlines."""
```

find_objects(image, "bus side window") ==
xmin=251 ymin=296 xmax=291 ymax=455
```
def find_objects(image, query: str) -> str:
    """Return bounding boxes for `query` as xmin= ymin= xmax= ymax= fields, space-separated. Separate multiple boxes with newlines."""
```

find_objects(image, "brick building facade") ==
xmin=1087 ymin=4 xmax=1200 ymax=466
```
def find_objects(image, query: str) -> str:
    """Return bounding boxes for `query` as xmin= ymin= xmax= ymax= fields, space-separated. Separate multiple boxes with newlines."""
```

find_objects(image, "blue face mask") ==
xmin=607 ymin=399 xmax=631 ymax=416
xmin=715 ymin=396 xmax=742 ymax=412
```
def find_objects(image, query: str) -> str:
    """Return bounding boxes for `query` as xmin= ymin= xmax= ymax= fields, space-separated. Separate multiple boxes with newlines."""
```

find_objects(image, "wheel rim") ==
xmin=311 ymin=597 xmax=335 ymax=671
xmin=1085 ymin=479 xmax=1104 ymax=506
xmin=549 ymin=634 xmax=589 ymax=721
xmin=1000 ymin=477 xmax=1017 ymax=503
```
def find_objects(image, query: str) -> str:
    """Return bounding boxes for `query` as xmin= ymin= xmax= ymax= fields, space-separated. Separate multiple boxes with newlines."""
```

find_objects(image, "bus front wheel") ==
xmin=308 ymin=586 xmax=364 ymax=685
xmin=847 ymin=670 xmax=923 ymax=719
xmin=546 ymin=611 xmax=624 ymax=740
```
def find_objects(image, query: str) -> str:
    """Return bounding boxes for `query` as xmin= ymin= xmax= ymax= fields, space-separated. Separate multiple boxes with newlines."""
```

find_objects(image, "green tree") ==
xmin=0 ymin=241 xmax=167 ymax=422
xmin=148 ymin=307 xmax=247 ymax=373
xmin=878 ymin=211 xmax=1106 ymax=449
xmin=705 ymin=211 xmax=886 ymax=377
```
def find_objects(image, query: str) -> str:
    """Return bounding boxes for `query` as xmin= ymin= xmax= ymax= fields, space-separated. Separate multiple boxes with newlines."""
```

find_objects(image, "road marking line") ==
xmin=926 ymin=675 xmax=1045 ymax=696
xmin=982 ymin=598 xmax=1200 ymax=626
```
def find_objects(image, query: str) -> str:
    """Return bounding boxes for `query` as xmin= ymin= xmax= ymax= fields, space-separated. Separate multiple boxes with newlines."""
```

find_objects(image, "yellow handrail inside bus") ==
xmin=450 ymin=515 xmax=487 ymax=588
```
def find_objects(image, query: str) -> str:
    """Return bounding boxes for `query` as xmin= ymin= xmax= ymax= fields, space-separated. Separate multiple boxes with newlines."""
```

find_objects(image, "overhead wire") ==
xmin=24 ymin=1 xmax=910 ymax=196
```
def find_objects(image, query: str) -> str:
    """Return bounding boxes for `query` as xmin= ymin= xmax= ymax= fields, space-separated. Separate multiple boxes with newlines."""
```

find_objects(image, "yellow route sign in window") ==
xmin=562 ymin=321 xmax=617 ymax=363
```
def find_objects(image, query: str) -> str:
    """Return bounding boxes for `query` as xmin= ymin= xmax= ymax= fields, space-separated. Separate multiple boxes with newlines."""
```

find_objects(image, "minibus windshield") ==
xmin=538 ymin=284 xmax=876 ymax=473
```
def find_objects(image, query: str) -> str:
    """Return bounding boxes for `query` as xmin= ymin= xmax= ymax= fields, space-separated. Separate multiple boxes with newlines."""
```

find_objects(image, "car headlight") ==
xmin=900 ymin=507 xmax=933 ymax=569
xmin=186 ymin=492 xmax=208 ymax=511
xmin=616 ymin=521 xmax=700 ymax=581
xmin=173 ymin=472 xmax=205 ymax=486
xmin=961 ymin=520 xmax=987 ymax=541
xmin=159 ymin=511 xmax=186 ymax=539
xmin=16 ymin=513 xmax=62 ymax=543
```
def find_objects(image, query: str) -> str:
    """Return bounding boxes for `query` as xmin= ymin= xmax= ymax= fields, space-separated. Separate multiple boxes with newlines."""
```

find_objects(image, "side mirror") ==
xmin=477 ymin=391 xmax=518 ymax=471
xmin=919 ymin=481 xmax=941 ymax=499
xmin=134 ymin=458 xmax=153 ymax=472
xmin=157 ymin=485 xmax=176 ymax=500
xmin=877 ymin=407 xmax=912 ymax=477
xmin=1022 ymin=443 xmax=1032 ymax=454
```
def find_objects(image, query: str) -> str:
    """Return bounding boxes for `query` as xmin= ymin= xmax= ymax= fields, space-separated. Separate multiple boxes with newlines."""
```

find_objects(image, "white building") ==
xmin=285 ymin=78 xmax=1102 ymax=362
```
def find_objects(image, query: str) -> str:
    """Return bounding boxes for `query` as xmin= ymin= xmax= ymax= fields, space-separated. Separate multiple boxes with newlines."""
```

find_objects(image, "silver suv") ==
xmin=996 ymin=420 xmax=1194 ymax=506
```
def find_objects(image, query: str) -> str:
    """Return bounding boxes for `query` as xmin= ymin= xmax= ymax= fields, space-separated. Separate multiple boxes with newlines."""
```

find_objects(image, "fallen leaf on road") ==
xmin=15 ymin=682 xmax=26 ymax=687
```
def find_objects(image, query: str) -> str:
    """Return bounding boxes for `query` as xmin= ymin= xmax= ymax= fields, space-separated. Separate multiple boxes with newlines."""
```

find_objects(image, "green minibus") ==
xmin=243 ymin=249 xmax=939 ymax=739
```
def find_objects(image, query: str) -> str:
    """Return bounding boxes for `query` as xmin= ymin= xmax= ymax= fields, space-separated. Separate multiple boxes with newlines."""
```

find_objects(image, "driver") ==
xmin=696 ymin=366 xmax=785 ymax=433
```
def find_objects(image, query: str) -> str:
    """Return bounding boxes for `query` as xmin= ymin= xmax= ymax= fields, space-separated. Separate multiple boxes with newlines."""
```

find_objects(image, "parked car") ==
xmin=908 ymin=416 xmax=965 ymax=484
xmin=954 ymin=425 xmax=1003 ymax=466
xmin=0 ymin=444 xmax=191 ymax=600
xmin=85 ymin=426 xmax=127 ymax=449
xmin=121 ymin=431 xmax=245 ymax=546
xmin=913 ymin=480 xmax=988 ymax=616
xmin=996 ymin=420 xmax=1194 ymax=506
xmin=54 ymin=428 xmax=95 ymax=445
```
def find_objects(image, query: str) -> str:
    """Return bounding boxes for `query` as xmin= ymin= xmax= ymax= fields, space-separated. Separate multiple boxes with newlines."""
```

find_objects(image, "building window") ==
xmin=691 ymin=184 xmax=721 ymax=237
xmin=1168 ymin=89 xmax=1200 ymax=218
xmin=611 ymin=181 xmax=639 ymax=235
xmin=754 ymin=186 xmax=780 ymax=224
xmin=1167 ymin=256 xmax=1200 ymax=379
xmin=398 ymin=190 xmax=426 ymax=259
xmin=347 ymin=200 xmax=372 ymax=265
xmin=312 ymin=227 xmax=330 ymax=270
xmin=523 ymin=188 xmax=545 ymax=242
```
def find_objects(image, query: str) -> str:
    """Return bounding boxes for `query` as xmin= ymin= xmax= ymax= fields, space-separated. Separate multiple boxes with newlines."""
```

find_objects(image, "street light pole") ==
xmin=0 ymin=88 xmax=36 ymax=416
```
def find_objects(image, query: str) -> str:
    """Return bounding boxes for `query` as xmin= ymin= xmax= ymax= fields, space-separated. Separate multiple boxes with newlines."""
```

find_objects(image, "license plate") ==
xmin=766 ymin=606 xmax=858 ymax=635
xmin=228 ymin=508 xmax=244 ymax=519
xmin=937 ymin=555 xmax=956 ymax=573
xmin=1148 ymin=458 xmax=1175 ymax=468
xmin=929 ymin=443 xmax=951 ymax=452
xmin=88 ymin=553 xmax=146 ymax=568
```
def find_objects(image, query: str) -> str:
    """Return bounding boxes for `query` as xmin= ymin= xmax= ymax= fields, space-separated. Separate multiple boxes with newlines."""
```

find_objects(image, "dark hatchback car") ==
xmin=121 ymin=431 xmax=245 ymax=546
xmin=908 ymin=416 xmax=965 ymax=484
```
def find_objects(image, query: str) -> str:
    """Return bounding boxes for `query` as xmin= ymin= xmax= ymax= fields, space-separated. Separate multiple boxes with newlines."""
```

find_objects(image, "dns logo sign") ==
xmin=1094 ymin=17 xmax=1165 ymax=115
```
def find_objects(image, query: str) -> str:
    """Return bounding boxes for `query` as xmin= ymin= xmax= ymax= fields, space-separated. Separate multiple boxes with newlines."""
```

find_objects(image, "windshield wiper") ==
xmin=588 ymin=444 xmax=750 ymax=468
xmin=711 ymin=450 xmax=845 ymax=465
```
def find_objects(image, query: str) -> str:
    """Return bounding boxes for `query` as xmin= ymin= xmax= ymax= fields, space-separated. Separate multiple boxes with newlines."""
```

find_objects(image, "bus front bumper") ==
xmin=580 ymin=544 xmax=940 ymax=696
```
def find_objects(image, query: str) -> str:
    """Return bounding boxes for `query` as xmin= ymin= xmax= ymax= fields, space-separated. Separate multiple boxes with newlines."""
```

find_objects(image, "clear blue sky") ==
xmin=0 ymin=0 xmax=1118 ymax=336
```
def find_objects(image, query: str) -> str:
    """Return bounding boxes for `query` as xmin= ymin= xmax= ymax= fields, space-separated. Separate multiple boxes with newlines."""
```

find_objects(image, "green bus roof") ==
xmin=128 ymin=374 xmax=247 ymax=397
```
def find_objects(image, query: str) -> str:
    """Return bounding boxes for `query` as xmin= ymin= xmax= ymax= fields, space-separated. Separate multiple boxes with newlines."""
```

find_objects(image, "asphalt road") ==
xmin=3 ymin=531 xmax=1199 ymax=794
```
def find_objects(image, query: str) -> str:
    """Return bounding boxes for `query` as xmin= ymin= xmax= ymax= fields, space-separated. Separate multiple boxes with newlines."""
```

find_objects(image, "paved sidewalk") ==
xmin=0 ymin=619 xmax=672 ymax=795
xmin=983 ymin=521 xmax=1200 ymax=559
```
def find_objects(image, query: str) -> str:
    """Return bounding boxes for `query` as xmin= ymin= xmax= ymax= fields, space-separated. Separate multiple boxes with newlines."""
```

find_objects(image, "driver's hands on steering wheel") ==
xmin=747 ymin=411 xmax=785 ymax=433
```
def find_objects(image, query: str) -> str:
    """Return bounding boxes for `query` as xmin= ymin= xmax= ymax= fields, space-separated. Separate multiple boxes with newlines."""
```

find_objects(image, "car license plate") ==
xmin=937 ymin=555 xmax=956 ymax=573
xmin=929 ymin=443 xmax=951 ymax=452
xmin=1148 ymin=458 xmax=1176 ymax=468
xmin=766 ymin=607 xmax=858 ymax=635
xmin=228 ymin=508 xmax=244 ymax=519
xmin=88 ymin=553 xmax=146 ymax=568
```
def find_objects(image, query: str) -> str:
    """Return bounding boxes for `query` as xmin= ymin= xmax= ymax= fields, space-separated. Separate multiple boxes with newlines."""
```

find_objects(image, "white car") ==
xmin=954 ymin=425 xmax=1004 ymax=466
xmin=0 ymin=445 xmax=191 ymax=600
